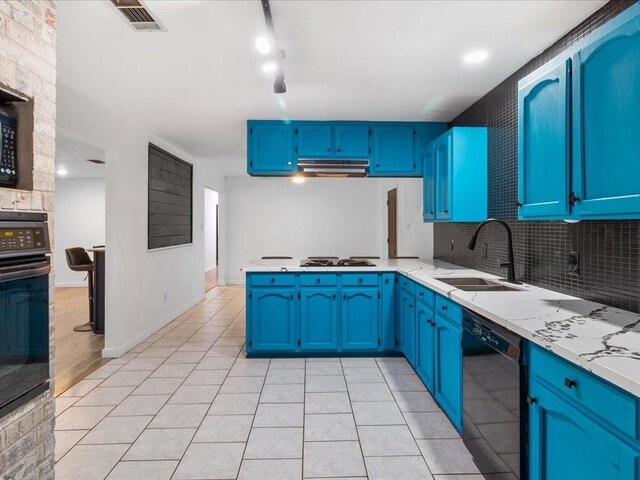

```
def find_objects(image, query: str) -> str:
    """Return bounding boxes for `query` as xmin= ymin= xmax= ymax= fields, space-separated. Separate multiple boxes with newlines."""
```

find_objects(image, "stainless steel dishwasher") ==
xmin=462 ymin=308 xmax=528 ymax=480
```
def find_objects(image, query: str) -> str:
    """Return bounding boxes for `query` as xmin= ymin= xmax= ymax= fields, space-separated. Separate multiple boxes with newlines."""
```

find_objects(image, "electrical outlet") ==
xmin=450 ymin=239 xmax=454 ymax=252
xmin=481 ymin=242 xmax=488 ymax=259
xmin=568 ymin=251 xmax=580 ymax=275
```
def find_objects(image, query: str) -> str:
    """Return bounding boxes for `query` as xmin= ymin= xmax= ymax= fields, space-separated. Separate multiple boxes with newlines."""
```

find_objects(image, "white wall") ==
xmin=225 ymin=176 xmax=432 ymax=284
xmin=204 ymin=188 xmax=219 ymax=271
xmin=54 ymin=177 xmax=106 ymax=286
xmin=57 ymin=83 xmax=227 ymax=357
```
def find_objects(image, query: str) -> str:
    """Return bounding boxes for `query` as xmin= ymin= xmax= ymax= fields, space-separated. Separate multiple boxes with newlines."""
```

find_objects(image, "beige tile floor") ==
xmin=54 ymin=285 xmax=501 ymax=480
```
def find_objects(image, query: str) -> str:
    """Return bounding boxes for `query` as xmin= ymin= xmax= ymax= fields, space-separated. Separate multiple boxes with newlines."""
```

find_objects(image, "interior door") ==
xmin=387 ymin=188 xmax=397 ymax=258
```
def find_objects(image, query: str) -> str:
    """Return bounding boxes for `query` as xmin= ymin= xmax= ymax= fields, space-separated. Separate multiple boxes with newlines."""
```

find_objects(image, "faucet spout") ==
xmin=467 ymin=219 xmax=517 ymax=283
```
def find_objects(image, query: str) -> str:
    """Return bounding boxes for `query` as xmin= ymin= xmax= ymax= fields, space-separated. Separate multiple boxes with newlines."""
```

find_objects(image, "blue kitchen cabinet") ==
xmin=529 ymin=382 xmax=640 ymax=480
xmin=247 ymin=121 xmax=295 ymax=175
xmin=334 ymin=124 xmax=370 ymax=158
xmin=400 ymin=289 xmax=416 ymax=366
xmin=423 ymin=127 xmax=488 ymax=223
xmin=247 ymin=287 xmax=297 ymax=352
xmin=295 ymin=123 xmax=333 ymax=158
xmin=517 ymin=59 xmax=571 ymax=219
xmin=434 ymin=313 xmax=463 ymax=432
xmin=370 ymin=125 xmax=416 ymax=176
xmin=571 ymin=9 xmax=640 ymax=219
xmin=299 ymin=288 xmax=338 ymax=351
xmin=340 ymin=287 xmax=380 ymax=351
xmin=380 ymin=273 xmax=396 ymax=351
xmin=415 ymin=299 xmax=435 ymax=391
xmin=423 ymin=144 xmax=436 ymax=221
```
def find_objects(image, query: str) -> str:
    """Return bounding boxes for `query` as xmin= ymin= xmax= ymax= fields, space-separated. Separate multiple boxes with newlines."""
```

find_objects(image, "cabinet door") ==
xmin=434 ymin=314 xmax=462 ymax=431
xmin=300 ymin=288 xmax=338 ymax=351
xmin=371 ymin=125 xmax=416 ymax=175
xmin=340 ymin=288 xmax=380 ymax=351
xmin=380 ymin=274 xmax=396 ymax=352
xmin=296 ymin=124 xmax=333 ymax=158
xmin=248 ymin=123 xmax=295 ymax=174
xmin=435 ymin=135 xmax=451 ymax=220
xmin=572 ymin=14 xmax=640 ymax=218
xmin=401 ymin=292 xmax=416 ymax=366
xmin=529 ymin=381 xmax=640 ymax=480
xmin=248 ymin=288 xmax=297 ymax=352
xmin=518 ymin=59 xmax=571 ymax=219
xmin=423 ymin=145 xmax=436 ymax=221
xmin=334 ymin=125 xmax=370 ymax=158
xmin=415 ymin=301 xmax=435 ymax=391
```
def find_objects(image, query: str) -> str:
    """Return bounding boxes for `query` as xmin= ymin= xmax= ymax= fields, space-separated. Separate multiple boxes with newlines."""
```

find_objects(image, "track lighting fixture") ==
xmin=257 ymin=0 xmax=286 ymax=94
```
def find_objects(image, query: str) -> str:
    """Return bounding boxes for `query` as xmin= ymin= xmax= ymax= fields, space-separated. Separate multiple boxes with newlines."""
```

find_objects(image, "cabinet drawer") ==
xmin=341 ymin=273 xmax=379 ymax=287
xmin=530 ymin=344 xmax=638 ymax=439
xmin=300 ymin=274 xmax=338 ymax=287
xmin=250 ymin=274 xmax=296 ymax=287
xmin=415 ymin=283 xmax=434 ymax=308
xmin=435 ymin=295 xmax=461 ymax=325
xmin=398 ymin=275 xmax=416 ymax=296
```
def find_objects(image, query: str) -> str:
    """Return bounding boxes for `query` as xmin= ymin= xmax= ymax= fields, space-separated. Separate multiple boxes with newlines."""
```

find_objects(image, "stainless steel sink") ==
xmin=434 ymin=277 xmax=522 ymax=292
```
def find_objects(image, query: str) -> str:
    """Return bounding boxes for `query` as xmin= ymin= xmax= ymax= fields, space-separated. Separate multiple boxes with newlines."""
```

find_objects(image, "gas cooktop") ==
xmin=300 ymin=258 xmax=376 ymax=267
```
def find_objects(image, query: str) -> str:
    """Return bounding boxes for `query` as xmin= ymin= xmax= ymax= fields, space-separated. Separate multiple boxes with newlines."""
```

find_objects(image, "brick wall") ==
xmin=0 ymin=1 xmax=57 ymax=479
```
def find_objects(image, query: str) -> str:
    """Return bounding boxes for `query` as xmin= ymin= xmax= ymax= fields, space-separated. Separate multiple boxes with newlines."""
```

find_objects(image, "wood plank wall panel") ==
xmin=148 ymin=144 xmax=193 ymax=249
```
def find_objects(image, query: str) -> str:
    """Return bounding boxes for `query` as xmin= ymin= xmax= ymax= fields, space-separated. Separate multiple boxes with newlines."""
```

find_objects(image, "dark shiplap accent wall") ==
xmin=148 ymin=144 xmax=193 ymax=249
xmin=434 ymin=0 xmax=640 ymax=313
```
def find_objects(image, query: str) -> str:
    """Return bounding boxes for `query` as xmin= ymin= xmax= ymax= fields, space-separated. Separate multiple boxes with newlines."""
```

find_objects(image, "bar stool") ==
xmin=65 ymin=247 xmax=94 ymax=333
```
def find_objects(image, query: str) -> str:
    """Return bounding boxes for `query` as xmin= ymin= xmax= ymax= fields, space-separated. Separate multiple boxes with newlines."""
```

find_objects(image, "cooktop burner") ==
xmin=300 ymin=258 xmax=376 ymax=267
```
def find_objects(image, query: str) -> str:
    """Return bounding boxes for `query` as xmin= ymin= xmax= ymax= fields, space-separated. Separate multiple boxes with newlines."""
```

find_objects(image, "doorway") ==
xmin=204 ymin=187 xmax=219 ymax=292
xmin=387 ymin=188 xmax=398 ymax=258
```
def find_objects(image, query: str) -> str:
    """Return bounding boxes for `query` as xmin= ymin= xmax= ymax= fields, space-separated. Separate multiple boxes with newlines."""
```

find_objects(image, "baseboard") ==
xmin=205 ymin=265 xmax=217 ymax=273
xmin=55 ymin=282 xmax=87 ymax=288
xmin=102 ymin=293 xmax=207 ymax=358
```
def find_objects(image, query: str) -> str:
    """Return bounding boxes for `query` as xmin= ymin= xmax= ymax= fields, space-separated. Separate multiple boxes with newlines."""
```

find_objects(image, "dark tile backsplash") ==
xmin=434 ymin=0 xmax=640 ymax=313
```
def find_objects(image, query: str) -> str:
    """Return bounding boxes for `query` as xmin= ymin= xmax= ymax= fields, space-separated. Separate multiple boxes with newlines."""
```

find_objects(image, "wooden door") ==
xmin=387 ymin=188 xmax=397 ymax=258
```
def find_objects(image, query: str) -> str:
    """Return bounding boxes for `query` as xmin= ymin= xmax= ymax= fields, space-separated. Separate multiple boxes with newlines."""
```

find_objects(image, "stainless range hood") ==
xmin=297 ymin=159 xmax=369 ymax=178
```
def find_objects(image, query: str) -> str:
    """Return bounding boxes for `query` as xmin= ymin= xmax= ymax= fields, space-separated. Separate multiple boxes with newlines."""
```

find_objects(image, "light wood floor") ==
xmin=205 ymin=268 xmax=218 ymax=292
xmin=54 ymin=287 xmax=108 ymax=397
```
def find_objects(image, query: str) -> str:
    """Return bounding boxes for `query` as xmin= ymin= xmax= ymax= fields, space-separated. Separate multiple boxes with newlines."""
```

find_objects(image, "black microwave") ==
xmin=0 ymin=106 xmax=18 ymax=188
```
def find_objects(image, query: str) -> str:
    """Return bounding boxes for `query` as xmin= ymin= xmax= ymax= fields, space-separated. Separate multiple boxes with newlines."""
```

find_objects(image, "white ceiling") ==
xmin=55 ymin=134 xmax=106 ymax=178
xmin=56 ymin=0 xmax=605 ymax=175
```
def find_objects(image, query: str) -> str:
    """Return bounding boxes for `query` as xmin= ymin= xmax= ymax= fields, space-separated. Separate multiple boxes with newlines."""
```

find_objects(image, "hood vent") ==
xmin=110 ymin=0 xmax=164 ymax=31
xmin=298 ymin=159 xmax=369 ymax=178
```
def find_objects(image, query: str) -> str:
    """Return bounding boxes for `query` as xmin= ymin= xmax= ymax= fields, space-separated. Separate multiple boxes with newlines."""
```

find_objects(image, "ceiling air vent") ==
xmin=110 ymin=0 xmax=164 ymax=32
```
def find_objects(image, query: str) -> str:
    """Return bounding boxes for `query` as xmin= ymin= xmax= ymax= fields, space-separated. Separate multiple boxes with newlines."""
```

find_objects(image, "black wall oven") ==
xmin=0 ymin=212 xmax=51 ymax=417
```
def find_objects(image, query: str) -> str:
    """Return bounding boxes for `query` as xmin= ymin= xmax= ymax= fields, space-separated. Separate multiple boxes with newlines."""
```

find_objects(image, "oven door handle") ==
xmin=0 ymin=259 xmax=51 ymax=282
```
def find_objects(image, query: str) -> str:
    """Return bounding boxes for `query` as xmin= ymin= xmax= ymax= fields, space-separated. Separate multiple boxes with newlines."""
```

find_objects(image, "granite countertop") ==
xmin=242 ymin=258 xmax=640 ymax=397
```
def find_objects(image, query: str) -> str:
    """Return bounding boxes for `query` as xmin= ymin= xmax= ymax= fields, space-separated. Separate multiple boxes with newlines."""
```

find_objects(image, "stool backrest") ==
xmin=65 ymin=248 xmax=93 ymax=272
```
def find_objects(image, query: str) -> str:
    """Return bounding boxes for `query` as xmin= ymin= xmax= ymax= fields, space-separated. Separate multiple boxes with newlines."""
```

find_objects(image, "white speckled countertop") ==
xmin=242 ymin=258 xmax=640 ymax=397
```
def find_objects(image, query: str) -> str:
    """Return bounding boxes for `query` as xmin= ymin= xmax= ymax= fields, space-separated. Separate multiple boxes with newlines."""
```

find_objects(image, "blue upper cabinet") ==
xmin=518 ymin=4 xmax=640 ymax=220
xmin=334 ymin=124 xmax=370 ymax=158
xmin=572 ymin=9 xmax=640 ymax=219
xmin=247 ymin=121 xmax=295 ymax=175
xmin=296 ymin=123 xmax=333 ymax=158
xmin=423 ymin=127 xmax=488 ymax=223
xmin=518 ymin=59 xmax=571 ymax=219
xmin=370 ymin=125 xmax=416 ymax=176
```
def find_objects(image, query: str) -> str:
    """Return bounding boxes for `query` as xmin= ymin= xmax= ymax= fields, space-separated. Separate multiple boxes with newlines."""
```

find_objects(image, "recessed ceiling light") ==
xmin=291 ymin=175 xmax=306 ymax=184
xmin=463 ymin=50 xmax=489 ymax=64
xmin=56 ymin=168 xmax=68 ymax=176
xmin=256 ymin=36 xmax=272 ymax=54
xmin=261 ymin=61 xmax=278 ymax=73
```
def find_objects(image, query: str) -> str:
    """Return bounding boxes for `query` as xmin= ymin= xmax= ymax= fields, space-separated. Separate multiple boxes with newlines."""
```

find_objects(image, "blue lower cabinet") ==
xmin=400 ymin=291 xmax=416 ymax=366
xmin=299 ymin=288 xmax=338 ymax=352
xmin=434 ymin=314 xmax=463 ymax=432
xmin=247 ymin=288 xmax=297 ymax=352
xmin=380 ymin=274 xmax=396 ymax=351
xmin=529 ymin=380 xmax=640 ymax=480
xmin=415 ymin=300 xmax=435 ymax=391
xmin=340 ymin=287 xmax=380 ymax=351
